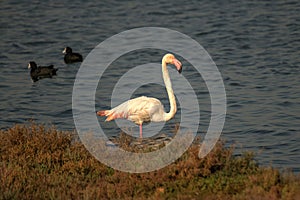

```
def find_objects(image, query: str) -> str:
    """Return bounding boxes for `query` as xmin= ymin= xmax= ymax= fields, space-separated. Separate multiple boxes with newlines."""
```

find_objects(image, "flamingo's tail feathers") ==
xmin=96 ymin=110 xmax=115 ymax=121
xmin=97 ymin=110 xmax=128 ymax=121
xmin=97 ymin=110 xmax=108 ymax=117
xmin=106 ymin=113 xmax=117 ymax=121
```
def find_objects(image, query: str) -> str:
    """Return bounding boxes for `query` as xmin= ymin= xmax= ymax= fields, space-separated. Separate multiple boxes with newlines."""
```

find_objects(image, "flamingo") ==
xmin=97 ymin=53 xmax=182 ymax=138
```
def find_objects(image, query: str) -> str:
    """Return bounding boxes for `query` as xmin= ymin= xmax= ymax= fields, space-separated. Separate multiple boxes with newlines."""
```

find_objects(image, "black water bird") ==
xmin=62 ymin=47 xmax=83 ymax=64
xmin=28 ymin=61 xmax=58 ymax=82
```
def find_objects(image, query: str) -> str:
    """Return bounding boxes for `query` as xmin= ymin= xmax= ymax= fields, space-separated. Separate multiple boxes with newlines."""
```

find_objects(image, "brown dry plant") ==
xmin=0 ymin=123 xmax=299 ymax=199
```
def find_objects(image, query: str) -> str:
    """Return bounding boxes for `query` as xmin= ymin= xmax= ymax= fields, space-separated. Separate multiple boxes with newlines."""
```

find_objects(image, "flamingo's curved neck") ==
xmin=162 ymin=59 xmax=177 ymax=121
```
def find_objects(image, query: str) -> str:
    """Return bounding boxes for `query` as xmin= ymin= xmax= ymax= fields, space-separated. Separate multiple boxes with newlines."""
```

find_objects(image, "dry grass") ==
xmin=0 ymin=123 xmax=299 ymax=199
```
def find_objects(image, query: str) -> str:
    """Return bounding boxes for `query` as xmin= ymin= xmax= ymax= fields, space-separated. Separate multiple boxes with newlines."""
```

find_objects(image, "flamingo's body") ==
xmin=97 ymin=54 xmax=182 ymax=138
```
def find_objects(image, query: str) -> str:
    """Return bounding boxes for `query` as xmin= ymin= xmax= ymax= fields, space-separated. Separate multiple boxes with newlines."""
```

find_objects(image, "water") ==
xmin=1 ymin=0 xmax=299 ymax=172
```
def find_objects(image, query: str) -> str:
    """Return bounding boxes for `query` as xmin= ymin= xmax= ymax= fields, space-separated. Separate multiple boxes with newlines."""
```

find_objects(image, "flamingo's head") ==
xmin=163 ymin=53 xmax=182 ymax=74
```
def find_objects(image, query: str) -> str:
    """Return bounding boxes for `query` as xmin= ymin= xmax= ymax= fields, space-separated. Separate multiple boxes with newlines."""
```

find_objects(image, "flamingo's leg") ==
xmin=139 ymin=124 xmax=143 ymax=138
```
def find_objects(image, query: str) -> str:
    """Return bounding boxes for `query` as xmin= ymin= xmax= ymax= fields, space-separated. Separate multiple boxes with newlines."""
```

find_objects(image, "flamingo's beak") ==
xmin=173 ymin=58 xmax=182 ymax=74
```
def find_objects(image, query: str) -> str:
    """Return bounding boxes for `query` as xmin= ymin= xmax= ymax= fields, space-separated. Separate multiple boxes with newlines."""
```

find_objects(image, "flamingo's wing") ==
xmin=98 ymin=96 xmax=165 ymax=124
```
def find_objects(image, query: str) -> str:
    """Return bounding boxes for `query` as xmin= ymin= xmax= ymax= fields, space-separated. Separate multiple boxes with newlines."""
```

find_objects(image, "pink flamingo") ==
xmin=97 ymin=53 xmax=182 ymax=138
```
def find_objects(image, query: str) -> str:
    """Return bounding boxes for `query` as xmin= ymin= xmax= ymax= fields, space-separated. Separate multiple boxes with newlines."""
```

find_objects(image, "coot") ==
xmin=28 ymin=61 xmax=58 ymax=82
xmin=62 ymin=47 xmax=83 ymax=64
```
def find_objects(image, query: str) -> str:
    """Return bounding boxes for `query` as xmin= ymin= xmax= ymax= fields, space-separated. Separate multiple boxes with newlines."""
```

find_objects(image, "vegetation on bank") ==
xmin=0 ymin=123 xmax=299 ymax=199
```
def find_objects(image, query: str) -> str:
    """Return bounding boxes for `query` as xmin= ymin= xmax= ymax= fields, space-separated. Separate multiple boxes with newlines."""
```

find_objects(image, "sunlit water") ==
xmin=1 ymin=0 xmax=299 ymax=172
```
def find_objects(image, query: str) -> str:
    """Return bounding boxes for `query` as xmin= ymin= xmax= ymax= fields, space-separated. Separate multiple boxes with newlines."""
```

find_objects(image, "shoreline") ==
xmin=1 ymin=123 xmax=299 ymax=199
